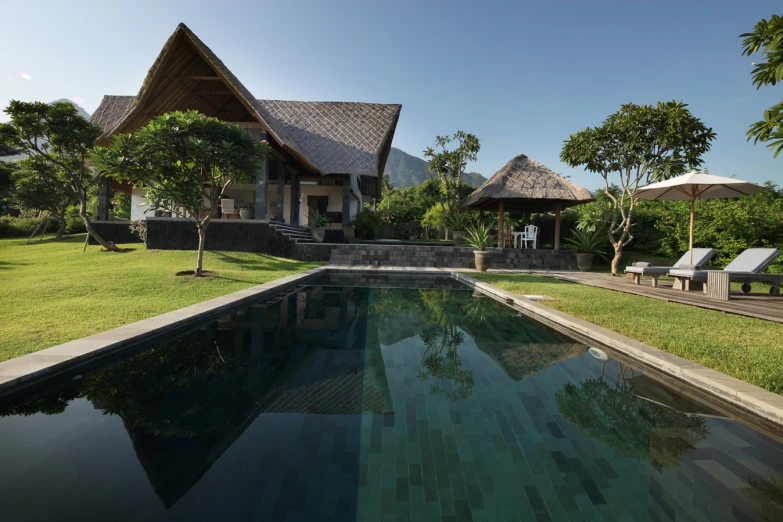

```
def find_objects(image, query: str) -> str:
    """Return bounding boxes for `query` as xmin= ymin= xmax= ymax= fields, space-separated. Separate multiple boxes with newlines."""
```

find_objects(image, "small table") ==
xmin=705 ymin=271 xmax=731 ymax=300
xmin=512 ymin=232 xmax=525 ymax=249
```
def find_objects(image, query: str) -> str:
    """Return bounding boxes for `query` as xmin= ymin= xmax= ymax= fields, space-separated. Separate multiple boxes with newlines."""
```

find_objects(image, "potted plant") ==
xmin=445 ymin=210 xmax=468 ymax=246
xmin=464 ymin=223 xmax=495 ymax=271
xmin=307 ymin=210 xmax=330 ymax=242
xmin=561 ymin=227 xmax=611 ymax=271
xmin=236 ymin=200 xmax=254 ymax=219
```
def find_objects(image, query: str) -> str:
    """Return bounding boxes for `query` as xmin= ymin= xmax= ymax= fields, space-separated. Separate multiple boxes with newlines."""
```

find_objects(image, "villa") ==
xmin=90 ymin=23 xmax=401 ymax=229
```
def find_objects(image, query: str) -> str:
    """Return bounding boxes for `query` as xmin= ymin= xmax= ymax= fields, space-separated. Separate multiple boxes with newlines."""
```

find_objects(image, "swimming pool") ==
xmin=1 ymin=273 xmax=781 ymax=521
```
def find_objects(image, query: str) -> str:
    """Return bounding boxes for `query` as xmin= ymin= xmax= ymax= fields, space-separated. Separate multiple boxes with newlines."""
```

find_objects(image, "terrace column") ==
xmin=554 ymin=202 xmax=562 ymax=250
xmin=342 ymin=177 xmax=351 ymax=227
xmin=497 ymin=201 xmax=505 ymax=248
xmin=255 ymin=131 xmax=269 ymax=220
xmin=97 ymin=177 xmax=110 ymax=221
xmin=289 ymin=168 xmax=300 ymax=226
xmin=480 ymin=209 xmax=484 ymax=226
xmin=276 ymin=161 xmax=285 ymax=223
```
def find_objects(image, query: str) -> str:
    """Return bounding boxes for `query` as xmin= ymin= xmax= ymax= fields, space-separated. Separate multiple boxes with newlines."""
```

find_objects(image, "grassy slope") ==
xmin=0 ymin=235 xmax=321 ymax=361
xmin=469 ymin=273 xmax=783 ymax=395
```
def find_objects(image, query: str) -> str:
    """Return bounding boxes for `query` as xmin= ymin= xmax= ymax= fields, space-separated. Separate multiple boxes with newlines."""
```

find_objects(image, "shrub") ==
xmin=354 ymin=210 xmax=383 ymax=240
xmin=0 ymin=217 xmax=61 ymax=238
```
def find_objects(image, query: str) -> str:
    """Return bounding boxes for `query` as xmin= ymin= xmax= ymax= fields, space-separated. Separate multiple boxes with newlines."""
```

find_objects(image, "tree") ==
xmin=0 ymin=101 xmax=119 ymax=250
xmin=92 ymin=111 xmax=270 ymax=276
xmin=561 ymin=102 xmax=716 ymax=275
xmin=13 ymin=157 xmax=75 ymax=239
xmin=424 ymin=131 xmax=480 ymax=206
xmin=741 ymin=14 xmax=783 ymax=158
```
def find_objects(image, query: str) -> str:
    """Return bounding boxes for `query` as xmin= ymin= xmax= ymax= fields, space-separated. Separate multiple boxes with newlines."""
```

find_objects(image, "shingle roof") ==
xmin=89 ymin=23 xmax=400 ymax=177
xmin=460 ymin=154 xmax=594 ymax=212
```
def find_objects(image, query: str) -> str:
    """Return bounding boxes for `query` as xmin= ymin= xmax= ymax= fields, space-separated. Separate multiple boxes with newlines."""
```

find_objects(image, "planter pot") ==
xmin=575 ymin=253 xmax=594 ymax=271
xmin=452 ymin=231 xmax=466 ymax=246
xmin=474 ymin=251 xmax=491 ymax=272
xmin=239 ymin=208 xmax=252 ymax=219
xmin=311 ymin=227 xmax=326 ymax=243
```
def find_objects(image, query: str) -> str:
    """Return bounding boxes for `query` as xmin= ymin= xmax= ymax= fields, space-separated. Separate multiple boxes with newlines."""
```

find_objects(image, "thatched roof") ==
xmin=460 ymin=154 xmax=594 ymax=211
xmin=90 ymin=23 xmax=401 ymax=177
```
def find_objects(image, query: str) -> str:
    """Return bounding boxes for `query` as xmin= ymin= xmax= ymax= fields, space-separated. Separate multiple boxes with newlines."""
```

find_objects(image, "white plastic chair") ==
xmin=520 ymin=224 xmax=538 ymax=249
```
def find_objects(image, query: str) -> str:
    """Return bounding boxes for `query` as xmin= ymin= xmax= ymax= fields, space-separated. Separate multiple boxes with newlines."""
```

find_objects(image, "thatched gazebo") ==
xmin=460 ymin=154 xmax=594 ymax=248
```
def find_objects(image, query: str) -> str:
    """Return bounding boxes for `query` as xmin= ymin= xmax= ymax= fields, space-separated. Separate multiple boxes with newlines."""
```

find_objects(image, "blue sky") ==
xmin=1 ymin=0 xmax=781 ymax=189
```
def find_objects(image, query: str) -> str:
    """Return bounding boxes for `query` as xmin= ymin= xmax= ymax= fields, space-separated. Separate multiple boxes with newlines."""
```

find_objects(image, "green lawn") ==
xmin=0 ymin=235 xmax=321 ymax=362
xmin=469 ymin=272 xmax=783 ymax=395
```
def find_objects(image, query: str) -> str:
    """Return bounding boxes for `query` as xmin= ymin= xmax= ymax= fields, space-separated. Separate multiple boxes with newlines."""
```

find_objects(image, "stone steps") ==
xmin=270 ymin=221 xmax=314 ymax=244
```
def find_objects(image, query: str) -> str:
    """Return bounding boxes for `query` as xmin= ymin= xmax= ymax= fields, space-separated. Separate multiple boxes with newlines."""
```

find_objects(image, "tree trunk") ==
xmin=610 ymin=244 xmax=623 ymax=276
xmin=55 ymin=213 xmax=66 ymax=240
xmin=79 ymin=196 xmax=120 ymax=252
xmin=195 ymin=221 xmax=209 ymax=276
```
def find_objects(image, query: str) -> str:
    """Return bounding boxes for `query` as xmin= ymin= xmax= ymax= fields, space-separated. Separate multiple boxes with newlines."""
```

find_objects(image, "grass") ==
xmin=468 ymin=272 xmax=783 ymax=395
xmin=0 ymin=234 xmax=321 ymax=362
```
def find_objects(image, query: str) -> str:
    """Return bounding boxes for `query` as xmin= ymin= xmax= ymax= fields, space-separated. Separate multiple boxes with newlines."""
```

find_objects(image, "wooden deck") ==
xmin=498 ymin=270 xmax=783 ymax=324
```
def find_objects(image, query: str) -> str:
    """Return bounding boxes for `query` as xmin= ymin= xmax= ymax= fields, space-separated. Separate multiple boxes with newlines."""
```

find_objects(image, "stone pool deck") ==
xmin=2 ymin=265 xmax=783 ymax=437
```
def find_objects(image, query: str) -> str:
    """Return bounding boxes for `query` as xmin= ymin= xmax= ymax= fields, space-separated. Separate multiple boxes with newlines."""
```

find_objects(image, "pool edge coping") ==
xmin=3 ymin=265 xmax=783 ymax=432
xmin=453 ymin=271 xmax=783 ymax=430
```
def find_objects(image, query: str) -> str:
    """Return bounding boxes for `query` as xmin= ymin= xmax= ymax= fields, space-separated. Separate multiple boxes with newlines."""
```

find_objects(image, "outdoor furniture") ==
xmin=221 ymin=199 xmax=238 ymax=219
xmin=624 ymin=248 xmax=716 ymax=287
xmin=513 ymin=225 xmax=538 ymax=249
xmin=668 ymin=248 xmax=781 ymax=295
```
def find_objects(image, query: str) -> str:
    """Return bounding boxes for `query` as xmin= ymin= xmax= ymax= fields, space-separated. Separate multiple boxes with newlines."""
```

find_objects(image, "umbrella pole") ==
xmin=689 ymin=197 xmax=695 ymax=264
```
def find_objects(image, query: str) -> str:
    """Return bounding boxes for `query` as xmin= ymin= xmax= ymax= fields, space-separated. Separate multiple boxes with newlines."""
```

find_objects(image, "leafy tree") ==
xmin=12 ymin=157 xmax=75 ymax=239
xmin=0 ymin=101 xmax=119 ymax=250
xmin=741 ymin=14 xmax=783 ymax=158
xmin=92 ymin=111 xmax=271 ymax=276
xmin=561 ymin=102 xmax=716 ymax=275
xmin=424 ymin=131 xmax=480 ymax=206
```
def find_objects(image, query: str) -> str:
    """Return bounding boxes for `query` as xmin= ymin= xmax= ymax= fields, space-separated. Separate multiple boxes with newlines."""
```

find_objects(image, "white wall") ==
xmin=130 ymin=188 xmax=150 ymax=221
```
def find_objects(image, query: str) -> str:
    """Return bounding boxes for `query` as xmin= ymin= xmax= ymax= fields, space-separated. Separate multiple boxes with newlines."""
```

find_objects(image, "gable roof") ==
xmin=90 ymin=23 xmax=401 ymax=177
xmin=460 ymin=154 xmax=594 ymax=211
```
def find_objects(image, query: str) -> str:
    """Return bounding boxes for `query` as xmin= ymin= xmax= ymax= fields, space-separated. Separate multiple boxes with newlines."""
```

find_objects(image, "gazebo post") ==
xmin=479 ymin=209 xmax=484 ymax=227
xmin=554 ymin=202 xmax=561 ymax=250
xmin=498 ymin=201 xmax=505 ymax=248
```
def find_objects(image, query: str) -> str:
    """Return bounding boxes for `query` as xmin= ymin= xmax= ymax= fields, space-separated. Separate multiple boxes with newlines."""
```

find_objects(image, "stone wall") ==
xmin=87 ymin=221 xmax=142 ymax=245
xmin=327 ymin=244 xmax=577 ymax=270
xmin=145 ymin=218 xmax=294 ymax=256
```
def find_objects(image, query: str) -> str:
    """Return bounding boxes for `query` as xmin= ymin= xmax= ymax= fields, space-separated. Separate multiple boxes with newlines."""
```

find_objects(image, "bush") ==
xmin=354 ymin=210 xmax=383 ymax=240
xmin=0 ymin=217 xmax=59 ymax=238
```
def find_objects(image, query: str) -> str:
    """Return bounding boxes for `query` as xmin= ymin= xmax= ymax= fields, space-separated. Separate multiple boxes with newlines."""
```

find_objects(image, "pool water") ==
xmin=1 ymin=274 xmax=782 ymax=521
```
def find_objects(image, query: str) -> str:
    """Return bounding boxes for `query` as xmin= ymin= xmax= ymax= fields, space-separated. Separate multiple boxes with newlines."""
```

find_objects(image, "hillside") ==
xmin=385 ymin=147 xmax=487 ymax=188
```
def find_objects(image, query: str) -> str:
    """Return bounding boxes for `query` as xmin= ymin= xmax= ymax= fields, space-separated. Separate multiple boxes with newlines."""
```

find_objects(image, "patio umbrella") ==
xmin=635 ymin=170 xmax=768 ymax=264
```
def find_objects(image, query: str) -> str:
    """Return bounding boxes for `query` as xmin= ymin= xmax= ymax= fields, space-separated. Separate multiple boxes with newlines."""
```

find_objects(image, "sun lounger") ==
xmin=668 ymin=248 xmax=781 ymax=295
xmin=624 ymin=248 xmax=716 ymax=287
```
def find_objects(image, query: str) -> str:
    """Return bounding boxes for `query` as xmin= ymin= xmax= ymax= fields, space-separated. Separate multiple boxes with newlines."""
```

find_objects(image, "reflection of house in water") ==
xmin=98 ymin=287 xmax=393 ymax=509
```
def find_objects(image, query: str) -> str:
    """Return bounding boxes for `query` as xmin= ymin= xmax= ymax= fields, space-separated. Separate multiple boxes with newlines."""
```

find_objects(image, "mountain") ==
xmin=385 ymin=147 xmax=487 ymax=189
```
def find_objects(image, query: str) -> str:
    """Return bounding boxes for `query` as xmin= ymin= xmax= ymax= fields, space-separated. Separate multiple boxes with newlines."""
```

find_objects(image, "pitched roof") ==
xmin=89 ymin=23 xmax=400 ymax=177
xmin=460 ymin=154 xmax=594 ymax=211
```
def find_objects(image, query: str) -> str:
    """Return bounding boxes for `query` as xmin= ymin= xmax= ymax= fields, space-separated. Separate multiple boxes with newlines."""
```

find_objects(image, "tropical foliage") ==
xmin=741 ymin=14 xmax=783 ymax=157
xmin=92 ymin=111 xmax=271 ymax=276
xmin=0 ymin=100 xmax=116 ymax=250
xmin=561 ymin=101 xmax=716 ymax=274
xmin=12 ymin=158 xmax=74 ymax=240
xmin=561 ymin=227 xmax=611 ymax=261
xmin=464 ymin=223 xmax=495 ymax=251
xmin=424 ymin=131 xmax=481 ymax=206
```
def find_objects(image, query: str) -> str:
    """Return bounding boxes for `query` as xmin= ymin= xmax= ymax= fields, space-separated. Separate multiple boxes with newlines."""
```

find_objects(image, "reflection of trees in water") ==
xmin=745 ymin=473 xmax=783 ymax=522
xmin=418 ymin=325 xmax=474 ymax=401
xmin=0 ymin=331 xmax=257 ymax=439
xmin=555 ymin=365 xmax=709 ymax=469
